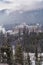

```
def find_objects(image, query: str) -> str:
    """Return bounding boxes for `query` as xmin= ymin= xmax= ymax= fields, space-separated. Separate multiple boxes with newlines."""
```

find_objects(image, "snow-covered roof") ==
xmin=15 ymin=23 xmax=40 ymax=29
xmin=0 ymin=26 xmax=6 ymax=34
xmin=15 ymin=23 xmax=29 ymax=29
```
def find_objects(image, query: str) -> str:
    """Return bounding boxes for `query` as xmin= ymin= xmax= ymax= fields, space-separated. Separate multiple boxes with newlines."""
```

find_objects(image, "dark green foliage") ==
xmin=35 ymin=47 xmax=38 ymax=61
xmin=23 ymin=27 xmax=29 ymax=52
xmin=22 ymin=27 xmax=43 ymax=52
xmin=0 ymin=37 xmax=13 ymax=65
xmin=27 ymin=53 xmax=30 ymax=65
xmin=15 ymin=42 xmax=23 ymax=65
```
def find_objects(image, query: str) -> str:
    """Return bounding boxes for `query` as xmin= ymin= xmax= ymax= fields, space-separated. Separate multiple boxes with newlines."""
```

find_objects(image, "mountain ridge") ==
xmin=0 ymin=8 xmax=43 ymax=25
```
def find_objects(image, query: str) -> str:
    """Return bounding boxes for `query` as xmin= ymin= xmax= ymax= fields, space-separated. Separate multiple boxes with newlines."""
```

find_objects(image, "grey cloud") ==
xmin=4 ymin=1 xmax=12 ymax=4
xmin=0 ymin=0 xmax=12 ymax=4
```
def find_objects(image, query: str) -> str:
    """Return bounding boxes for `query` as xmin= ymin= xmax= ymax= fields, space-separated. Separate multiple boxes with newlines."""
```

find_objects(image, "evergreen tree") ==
xmin=0 ymin=47 xmax=2 ymax=63
xmin=27 ymin=53 xmax=30 ymax=65
xmin=1 ymin=37 xmax=13 ymax=65
xmin=23 ymin=27 xmax=29 ymax=52
xmin=18 ymin=29 xmax=21 ymax=39
xmin=35 ymin=47 xmax=38 ymax=61
xmin=15 ymin=42 xmax=23 ymax=65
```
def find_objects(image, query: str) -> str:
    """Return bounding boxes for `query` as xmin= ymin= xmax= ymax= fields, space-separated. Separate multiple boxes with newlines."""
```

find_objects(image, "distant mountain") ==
xmin=0 ymin=9 xmax=43 ymax=25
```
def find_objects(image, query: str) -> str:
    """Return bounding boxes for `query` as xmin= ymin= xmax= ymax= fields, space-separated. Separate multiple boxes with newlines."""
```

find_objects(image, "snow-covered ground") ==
xmin=0 ymin=64 xmax=8 ymax=65
xmin=23 ymin=52 xmax=43 ymax=65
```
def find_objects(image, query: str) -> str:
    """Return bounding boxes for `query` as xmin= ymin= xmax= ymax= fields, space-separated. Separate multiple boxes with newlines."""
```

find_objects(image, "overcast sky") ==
xmin=0 ymin=0 xmax=43 ymax=11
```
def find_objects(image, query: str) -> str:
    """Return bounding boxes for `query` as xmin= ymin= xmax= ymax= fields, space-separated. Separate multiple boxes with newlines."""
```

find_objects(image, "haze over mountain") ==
xmin=0 ymin=8 xmax=43 ymax=25
xmin=0 ymin=0 xmax=43 ymax=25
